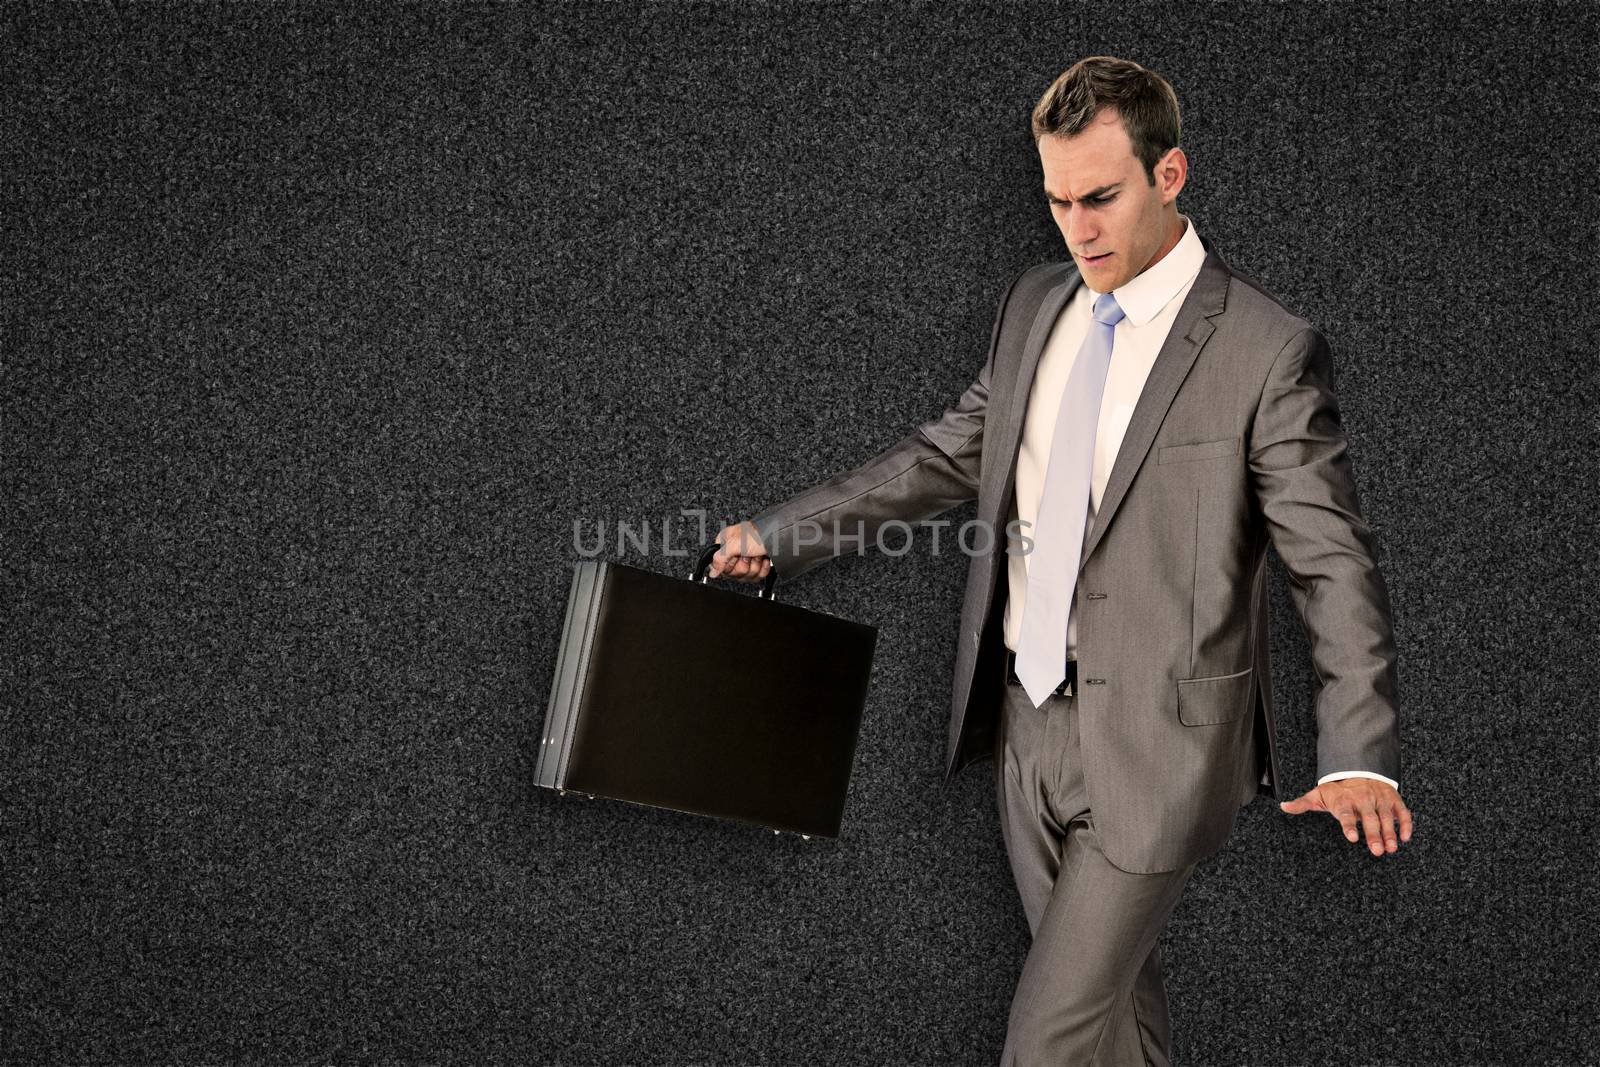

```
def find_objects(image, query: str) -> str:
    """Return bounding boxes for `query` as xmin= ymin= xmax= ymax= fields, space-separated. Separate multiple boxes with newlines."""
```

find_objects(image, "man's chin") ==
xmin=1075 ymin=263 xmax=1119 ymax=291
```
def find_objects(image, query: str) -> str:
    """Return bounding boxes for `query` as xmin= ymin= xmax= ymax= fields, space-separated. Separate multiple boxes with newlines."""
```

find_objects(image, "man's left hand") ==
xmin=1279 ymin=779 xmax=1413 ymax=856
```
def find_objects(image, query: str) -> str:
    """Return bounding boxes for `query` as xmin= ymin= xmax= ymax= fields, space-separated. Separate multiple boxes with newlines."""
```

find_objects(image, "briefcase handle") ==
xmin=692 ymin=542 xmax=779 ymax=601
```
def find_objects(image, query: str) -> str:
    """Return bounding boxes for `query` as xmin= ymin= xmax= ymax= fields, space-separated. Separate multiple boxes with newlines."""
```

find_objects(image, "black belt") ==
xmin=1004 ymin=649 xmax=1076 ymax=697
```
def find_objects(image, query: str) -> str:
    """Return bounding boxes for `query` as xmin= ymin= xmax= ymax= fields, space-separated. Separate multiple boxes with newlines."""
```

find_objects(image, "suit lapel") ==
xmin=1078 ymin=245 xmax=1231 ymax=569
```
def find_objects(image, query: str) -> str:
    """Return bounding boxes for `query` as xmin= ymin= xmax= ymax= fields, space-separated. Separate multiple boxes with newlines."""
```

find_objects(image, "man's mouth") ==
xmin=1081 ymin=252 xmax=1112 ymax=265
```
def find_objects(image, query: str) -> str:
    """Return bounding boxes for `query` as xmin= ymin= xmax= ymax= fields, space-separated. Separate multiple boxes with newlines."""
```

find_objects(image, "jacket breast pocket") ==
xmin=1177 ymin=664 xmax=1254 ymax=726
xmin=1158 ymin=435 xmax=1241 ymax=465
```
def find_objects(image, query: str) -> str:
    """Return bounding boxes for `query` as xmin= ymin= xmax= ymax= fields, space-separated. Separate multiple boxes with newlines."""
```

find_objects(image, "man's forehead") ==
xmin=1042 ymin=166 xmax=1126 ymax=200
xmin=1039 ymin=135 xmax=1134 ymax=196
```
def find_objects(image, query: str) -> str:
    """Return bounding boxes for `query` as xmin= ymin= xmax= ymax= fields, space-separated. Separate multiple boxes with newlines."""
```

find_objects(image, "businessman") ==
xmin=711 ymin=56 xmax=1413 ymax=1065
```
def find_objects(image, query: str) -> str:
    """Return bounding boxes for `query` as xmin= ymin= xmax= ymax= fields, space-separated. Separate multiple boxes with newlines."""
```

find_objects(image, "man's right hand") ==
xmin=710 ymin=521 xmax=772 ymax=582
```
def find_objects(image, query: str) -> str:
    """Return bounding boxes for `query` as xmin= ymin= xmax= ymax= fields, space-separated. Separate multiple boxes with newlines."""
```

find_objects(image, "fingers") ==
xmin=709 ymin=523 xmax=770 ymax=581
xmin=1358 ymin=801 xmax=1385 ymax=856
xmin=1279 ymin=787 xmax=1326 ymax=814
xmin=1329 ymin=794 xmax=1384 ymax=854
xmin=1378 ymin=796 xmax=1413 ymax=853
xmin=737 ymin=556 xmax=771 ymax=581
xmin=1335 ymin=802 xmax=1361 ymax=846
xmin=1344 ymin=792 xmax=1412 ymax=857
xmin=710 ymin=525 xmax=742 ymax=578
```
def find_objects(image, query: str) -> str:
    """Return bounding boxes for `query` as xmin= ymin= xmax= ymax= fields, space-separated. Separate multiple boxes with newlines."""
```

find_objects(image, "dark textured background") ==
xmin=5 ymin=2 xmax=1596 ymax=1064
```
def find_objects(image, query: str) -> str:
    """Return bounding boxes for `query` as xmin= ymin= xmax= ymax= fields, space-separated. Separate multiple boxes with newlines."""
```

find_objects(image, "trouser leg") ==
xmin=994 ymin=677 xmax=1196 ymax=1066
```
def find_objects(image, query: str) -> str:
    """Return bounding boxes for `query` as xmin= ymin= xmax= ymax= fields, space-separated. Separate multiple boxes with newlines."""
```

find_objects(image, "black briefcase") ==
xmin=535 ymin=543 xmax=878 ymax=838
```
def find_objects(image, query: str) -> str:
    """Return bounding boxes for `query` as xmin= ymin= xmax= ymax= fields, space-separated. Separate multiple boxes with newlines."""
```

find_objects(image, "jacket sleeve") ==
xmin=1249 ymin=326 xmax=1402 ymax=786
xmin=748 ymin=268 xmax=1027 ymax=581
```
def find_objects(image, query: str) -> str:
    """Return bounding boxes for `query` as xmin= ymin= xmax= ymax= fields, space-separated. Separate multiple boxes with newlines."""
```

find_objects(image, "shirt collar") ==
xmin=1089 ymin=213 xmax=1206 ymax=328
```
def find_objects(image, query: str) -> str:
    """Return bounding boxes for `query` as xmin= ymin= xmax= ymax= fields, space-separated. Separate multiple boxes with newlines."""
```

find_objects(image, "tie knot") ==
xmin=1092 ymin=293 xmax=1125 ymax=327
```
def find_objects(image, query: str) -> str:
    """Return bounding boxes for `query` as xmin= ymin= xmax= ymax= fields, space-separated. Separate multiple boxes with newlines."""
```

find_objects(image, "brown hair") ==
xmin=1030 ymin=57 xmax=1182 ymax=185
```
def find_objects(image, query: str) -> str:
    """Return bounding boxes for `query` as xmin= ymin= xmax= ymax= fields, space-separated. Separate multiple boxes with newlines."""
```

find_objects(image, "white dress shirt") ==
xmin=1001 ymin=214 xmax=1397 ymax=791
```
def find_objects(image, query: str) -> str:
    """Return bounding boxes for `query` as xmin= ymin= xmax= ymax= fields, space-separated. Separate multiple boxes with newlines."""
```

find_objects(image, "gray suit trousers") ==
xmin=995 ymin=670 xmax=1197 ymax=1066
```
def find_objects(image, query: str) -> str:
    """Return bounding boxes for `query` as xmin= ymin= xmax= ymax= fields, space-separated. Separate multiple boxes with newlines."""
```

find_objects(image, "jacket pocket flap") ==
xmin=1177 ymin=664 xmax=1254 ymax=725
xmin=1158 ymin=436 xmax=1241 ymax=464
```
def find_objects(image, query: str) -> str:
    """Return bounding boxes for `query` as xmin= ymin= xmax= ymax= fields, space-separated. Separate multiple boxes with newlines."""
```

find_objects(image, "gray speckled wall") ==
xmin=5 ymin=2 xmax=1594 ymax=1064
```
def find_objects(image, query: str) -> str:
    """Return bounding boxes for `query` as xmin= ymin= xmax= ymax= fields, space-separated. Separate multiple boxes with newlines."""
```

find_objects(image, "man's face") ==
xmin=1037 ymin=108 xmax=1185 ymax=292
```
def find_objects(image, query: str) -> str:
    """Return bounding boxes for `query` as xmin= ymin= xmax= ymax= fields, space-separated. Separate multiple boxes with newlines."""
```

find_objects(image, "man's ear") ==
xmin=1157 ymin=146 xmax=1187 ymax=203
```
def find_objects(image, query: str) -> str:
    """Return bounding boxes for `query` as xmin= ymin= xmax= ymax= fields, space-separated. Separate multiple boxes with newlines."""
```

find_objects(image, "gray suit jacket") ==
xmin=750 ymin=236 xmax=1401 ymax=873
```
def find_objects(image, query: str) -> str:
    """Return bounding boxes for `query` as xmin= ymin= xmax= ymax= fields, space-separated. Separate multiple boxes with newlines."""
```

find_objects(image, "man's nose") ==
xmin=1063 ymin=206 xmax=1096 ymax=249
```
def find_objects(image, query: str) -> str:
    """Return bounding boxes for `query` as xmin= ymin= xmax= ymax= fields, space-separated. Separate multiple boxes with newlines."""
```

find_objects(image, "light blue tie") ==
xmin=1014 ymin=291 xmax=1125 ymax=708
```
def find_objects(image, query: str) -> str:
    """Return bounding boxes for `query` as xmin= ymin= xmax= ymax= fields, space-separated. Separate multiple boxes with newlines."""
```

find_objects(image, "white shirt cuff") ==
xmin=1317 ymin=770 xmax=1399 ymax=791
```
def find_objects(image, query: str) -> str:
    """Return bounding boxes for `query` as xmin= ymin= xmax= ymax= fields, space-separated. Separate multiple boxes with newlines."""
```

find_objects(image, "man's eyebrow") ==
xmin=1044 ymin=182 xmax=1122 ymax=202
